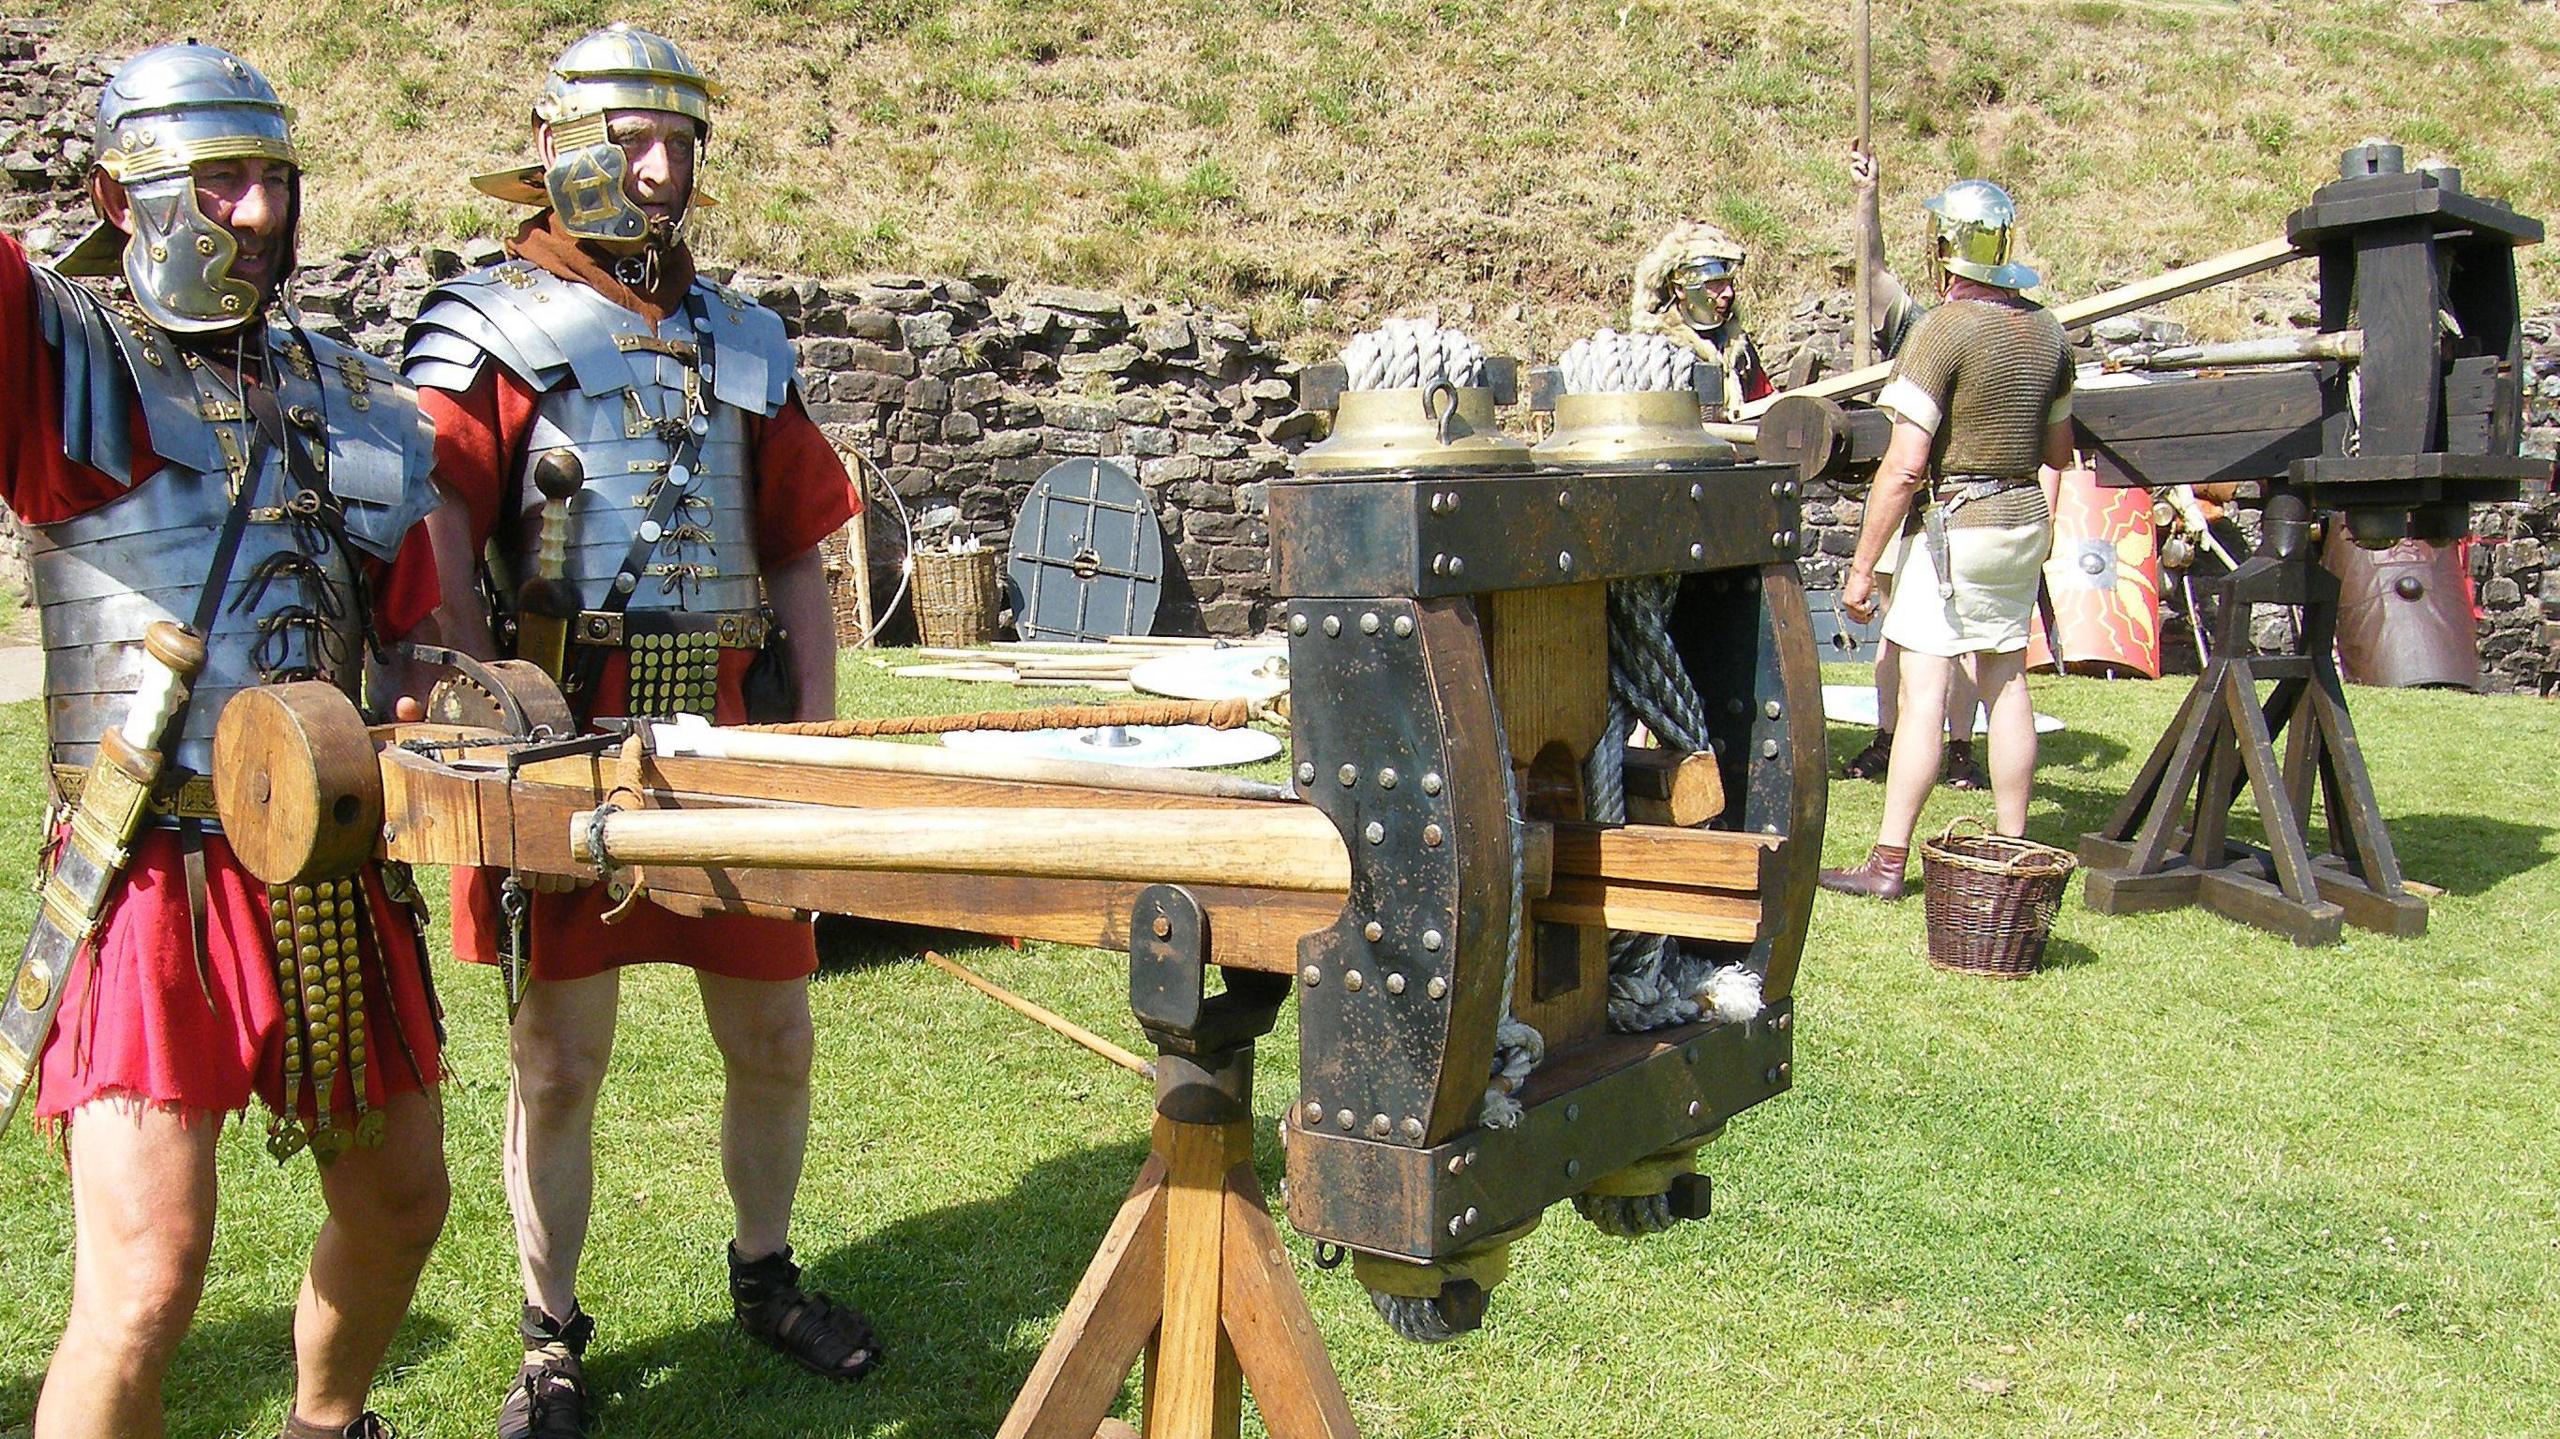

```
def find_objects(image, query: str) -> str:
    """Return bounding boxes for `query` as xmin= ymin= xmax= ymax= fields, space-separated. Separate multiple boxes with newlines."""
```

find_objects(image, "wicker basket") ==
xmin=1918 ymin=817 xmax=2078 ymax=979
xmin=913 ymin=549 xmax=1001 ymax=647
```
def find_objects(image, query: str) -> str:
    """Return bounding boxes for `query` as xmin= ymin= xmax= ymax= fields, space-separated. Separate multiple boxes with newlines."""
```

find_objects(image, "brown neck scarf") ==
xmin=506 ymin=211 xmax=697 ymax=325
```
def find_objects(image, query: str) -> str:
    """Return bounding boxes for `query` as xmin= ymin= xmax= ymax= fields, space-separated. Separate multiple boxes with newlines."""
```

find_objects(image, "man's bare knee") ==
xmin=69 ymin=1226 xmax=211 ymax=1369
xmin=717 ymin=1002 xmax=814 ymax=1089
xmin=511 ymin=1019 xmax=614 ymax=1111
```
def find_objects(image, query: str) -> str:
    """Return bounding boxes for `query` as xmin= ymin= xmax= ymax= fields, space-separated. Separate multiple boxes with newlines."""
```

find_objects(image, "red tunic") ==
xmin=0 ymin=232 xmax=445 ymax=1125
xmin=420 ymin=337 xmax=856 ymax=983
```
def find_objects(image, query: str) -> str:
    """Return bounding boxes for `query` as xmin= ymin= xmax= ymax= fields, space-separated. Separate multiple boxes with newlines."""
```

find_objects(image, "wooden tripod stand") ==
xmin=2080 ymin=493 xmax=2426 ymax=946
xmin=999 ymin=887 xmax=1359 ymax=1439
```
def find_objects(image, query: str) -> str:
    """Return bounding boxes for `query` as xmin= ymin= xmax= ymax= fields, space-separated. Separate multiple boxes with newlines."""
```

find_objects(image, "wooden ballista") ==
xmin=1755 ymin=142 xmax=2543 ymax=947
xmin=214 ymin=355 xmax=1825 ymax=1438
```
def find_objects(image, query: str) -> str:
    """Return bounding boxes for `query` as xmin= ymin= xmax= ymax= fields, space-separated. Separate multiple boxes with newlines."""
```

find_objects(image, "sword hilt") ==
xmin=122 ymin=621 xmax=208 ymax=752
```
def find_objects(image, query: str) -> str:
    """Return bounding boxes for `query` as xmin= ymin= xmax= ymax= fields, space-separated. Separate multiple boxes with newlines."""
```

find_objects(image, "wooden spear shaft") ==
xmin=1853 ymin=0 xmax=1875 ymax=371
xmin=649 ymin=721 xmax=1293 ymax=802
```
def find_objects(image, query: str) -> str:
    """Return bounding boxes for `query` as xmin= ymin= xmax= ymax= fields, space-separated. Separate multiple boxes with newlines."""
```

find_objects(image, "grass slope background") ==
xmin=1 ymin=659 xmax=2556 ymax=1437
xmin=20 ymin=0 xmax=2560 ymax=354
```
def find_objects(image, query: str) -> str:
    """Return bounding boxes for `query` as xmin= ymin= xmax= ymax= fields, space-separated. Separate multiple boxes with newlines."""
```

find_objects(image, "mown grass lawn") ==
xmin=1 ymin=656 xmax=2555 ymax=1438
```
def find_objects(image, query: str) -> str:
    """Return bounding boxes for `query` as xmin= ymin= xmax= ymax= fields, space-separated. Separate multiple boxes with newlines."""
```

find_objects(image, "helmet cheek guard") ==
xmin=118 ymin=172 xmax=265 ymax=331
xmin=540 ymin=111 xmax=652 ymax=250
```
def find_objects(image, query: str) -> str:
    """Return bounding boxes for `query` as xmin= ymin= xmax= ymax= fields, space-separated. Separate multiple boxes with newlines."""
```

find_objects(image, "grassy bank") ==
xmin=22 ymin=0 xmax=2560 ymax=353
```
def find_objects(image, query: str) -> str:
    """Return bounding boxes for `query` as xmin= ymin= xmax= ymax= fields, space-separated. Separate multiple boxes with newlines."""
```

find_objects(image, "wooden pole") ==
xmin=923 ymin=950 xmax=1154 ymax=1077
xmin=1734 ymin=235 xmax=2306 ymax=419
xmin=575 ymin=804 xmax=1358 ymax=893
xmin=1853 ymin=0 xmax=1875 ymax=371
xmin=848 ymin=502 xmax=876 ymax=648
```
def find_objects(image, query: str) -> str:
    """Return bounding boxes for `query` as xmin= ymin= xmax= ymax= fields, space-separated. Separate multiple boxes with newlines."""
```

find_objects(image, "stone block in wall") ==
xmin=900 ymin=312 xmax=954 ymax=348
xmin=943 ymin=413 xmax=982 ymax=442
xmin=845 ymin=309 xmax=899 ymax=342
xmin=905 ymin=377 xmax=950 ymax=412
xmin=1199 ymin=598 xmax=1254 ymax=632
xmin=1125 ymin=427 xmax=1177 ymax=457
xmin=1142 ymin=455 xmax=1208 ymax=485
xmin=1039 ymin=399 xmax=1116 ymax=432
xmin=979 ymin=430 xmax=1041 ymax=458
xmin=1114 ymin=395 xmax=1168 ymax=424
xmin=834 ymin=370 xmax=907 ymax=403
xmin=851 ymin=341 xmax=917 ymax=377
xmin=1137 ymin=315 xmax=1192 ymax=355
xmin=1060 ymin=344 xmax=1140 ymax=377
xmin=952 ymin=374 xmax=1002 ymax=409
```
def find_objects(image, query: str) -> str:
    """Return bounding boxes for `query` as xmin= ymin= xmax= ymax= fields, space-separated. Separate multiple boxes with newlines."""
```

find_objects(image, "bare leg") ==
xmin=1878 ymin=649 xmax=1954 ymax=851
xmin=696 ymin=972 xmax=816 ymax=1260
xmin=290 ymin=1089 xmax=451 ymax=1427
xmin=1971 ymin=649 xmax=2038 ymax=835
xmin=1873 ymin=638 xmax=1902 ymax=732
xmin=36 ymin=1099 xmax=220 ymax=1439
xmin=1944 ymin=659 xmax=1981 ymax=743
xmin=506 ymin=971 xmax=621 ymax=1320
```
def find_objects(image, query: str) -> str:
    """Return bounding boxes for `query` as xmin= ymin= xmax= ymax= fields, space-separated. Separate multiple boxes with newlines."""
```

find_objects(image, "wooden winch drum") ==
xmin=211 ymin=682 xmax=385 ymax=887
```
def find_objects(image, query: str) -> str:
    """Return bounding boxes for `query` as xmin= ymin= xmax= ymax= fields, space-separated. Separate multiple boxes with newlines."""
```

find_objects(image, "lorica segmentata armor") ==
xmin=404 ymin=256 xmax=795 ymax=629
xmin=24 ymin=267 xmax=435 ymax=778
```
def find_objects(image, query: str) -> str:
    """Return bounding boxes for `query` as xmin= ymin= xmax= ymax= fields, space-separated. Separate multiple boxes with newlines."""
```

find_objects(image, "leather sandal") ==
xmin=281 ymin=1413 xmax=400 ymax=1439
xmin=1818 ymin=844 xmax=1910 ymax=901
xmin=497 ymin=1303 xmax=594 ymax=1439
xmin=731 ymin=1243 xmax=882 ymax=1381
xmin=1941 ymin=740 xmax=1988 ymax=791
xmin=1842 ymin=729 xmax=1894 ymax=781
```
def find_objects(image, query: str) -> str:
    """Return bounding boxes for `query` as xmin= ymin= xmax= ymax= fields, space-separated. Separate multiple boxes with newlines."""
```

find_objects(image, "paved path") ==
xmin=0 ymin=644 xmax=39 ymax=704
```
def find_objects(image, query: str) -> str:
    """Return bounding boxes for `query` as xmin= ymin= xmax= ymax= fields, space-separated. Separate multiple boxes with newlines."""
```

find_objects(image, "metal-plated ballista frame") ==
xmin=1268 ymin=459 xmax=1823 ymax=1260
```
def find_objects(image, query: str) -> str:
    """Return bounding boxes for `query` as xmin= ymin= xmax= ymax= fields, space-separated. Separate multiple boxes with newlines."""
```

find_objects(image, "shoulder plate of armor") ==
xmin=26 ymin=265 xmax=142 ymax=483
xmin=688 ymin=277 xmax=794 ymax=416
xmin=303 ymin=329 xmax=438 ymax=561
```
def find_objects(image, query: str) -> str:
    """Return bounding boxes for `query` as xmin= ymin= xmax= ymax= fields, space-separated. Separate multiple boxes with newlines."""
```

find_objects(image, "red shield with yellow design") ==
xmin=2029 ymin=467 xmax=2161 ymax=677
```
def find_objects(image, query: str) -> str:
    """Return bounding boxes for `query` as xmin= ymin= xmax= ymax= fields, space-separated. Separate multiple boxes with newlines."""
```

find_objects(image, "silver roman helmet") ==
xmin=471 ymin=23 xmax=724 ymax=250
xmin=1923 ymin=179 xmax=2038 ymax=292
xmin=57 ymin=42 xmax=300 ymax=334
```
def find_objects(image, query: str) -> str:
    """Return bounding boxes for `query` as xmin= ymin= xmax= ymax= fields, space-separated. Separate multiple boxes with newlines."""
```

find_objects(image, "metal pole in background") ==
xmin=1853 ymin=0 xmax=1875 ymax=370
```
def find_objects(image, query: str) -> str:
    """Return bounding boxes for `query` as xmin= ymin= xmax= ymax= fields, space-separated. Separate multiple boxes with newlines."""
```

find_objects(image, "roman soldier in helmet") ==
xmin=402 ymin=24 xmax=870 ymax=1437
xmin=0 ymin=41 xmax=472 ymax=1439
xmin=1825 ymin=178 xmax=2076 ymax=902
xmin=1628 ymin=220 xmax=1771 ymax=414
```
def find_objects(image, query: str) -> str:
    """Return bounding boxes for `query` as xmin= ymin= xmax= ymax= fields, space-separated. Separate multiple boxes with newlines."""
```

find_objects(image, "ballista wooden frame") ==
xmin=1755 ymin=142 xmax=2543 ymax=947
xmin=216 ymin=425 xmax=1828 ymax=1434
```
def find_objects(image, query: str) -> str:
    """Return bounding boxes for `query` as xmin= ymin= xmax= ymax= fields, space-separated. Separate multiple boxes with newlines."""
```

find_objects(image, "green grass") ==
xmin=3 ymin=659 xmax=2558 ymax=1437
xmin=21 ymin=0 xmax=2560 ymax=352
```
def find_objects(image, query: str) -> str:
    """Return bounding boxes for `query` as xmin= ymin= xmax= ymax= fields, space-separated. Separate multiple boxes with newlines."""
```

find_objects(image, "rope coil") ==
xmin=1341 ymin=318 xmax=1488 ymax=392
xmin=1557 ymin=328 xmax=1688 ymax=396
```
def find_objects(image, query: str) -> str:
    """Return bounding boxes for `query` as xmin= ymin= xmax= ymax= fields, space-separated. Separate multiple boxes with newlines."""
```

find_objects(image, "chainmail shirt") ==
xmin=1876 ymin=295 xmax=2073 ymax=484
